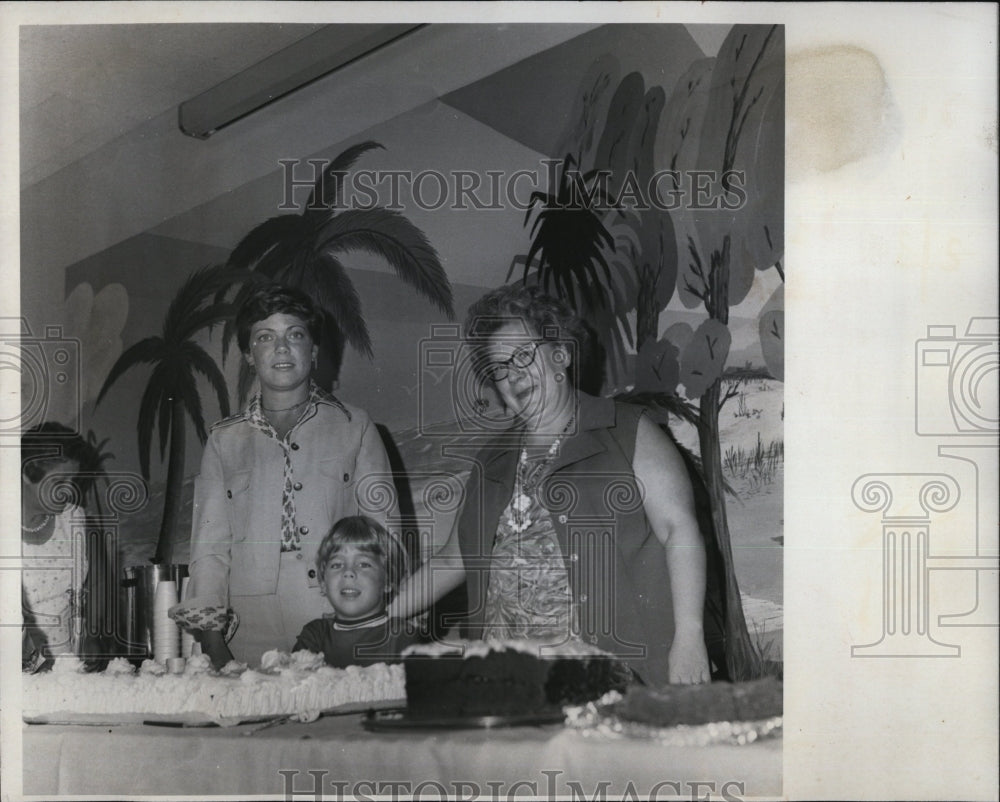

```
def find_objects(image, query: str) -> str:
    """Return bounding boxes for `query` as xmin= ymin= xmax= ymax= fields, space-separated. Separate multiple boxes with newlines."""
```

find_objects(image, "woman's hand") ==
xmin=668 ymin=626 xmax=711 ymax=684
xmin=197 ymin=630 xmax=234 ymax=670
xmin=633 ymin=415 xmax=711 ymax=685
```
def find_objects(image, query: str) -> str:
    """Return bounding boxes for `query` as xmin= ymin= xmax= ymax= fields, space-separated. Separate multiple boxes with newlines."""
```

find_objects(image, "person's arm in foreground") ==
xmin=387 ymin=519 xmax=466 ymax=622
xmin=178 ymin=435 xmax=235 ymax=669
xmin=633 ymin=414 xmax=710 ymax=684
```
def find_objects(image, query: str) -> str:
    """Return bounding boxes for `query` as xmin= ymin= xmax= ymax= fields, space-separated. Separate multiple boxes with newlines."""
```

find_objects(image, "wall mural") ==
xmin=28 ymin=22 xmax=784 ymax=683
xmin=503 ymin=24 xmax=785 ymax=678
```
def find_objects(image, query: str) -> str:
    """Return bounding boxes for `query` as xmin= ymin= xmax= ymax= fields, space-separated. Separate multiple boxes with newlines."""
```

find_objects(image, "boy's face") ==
xmin=321 ymin=544 xmax=388 ymax=621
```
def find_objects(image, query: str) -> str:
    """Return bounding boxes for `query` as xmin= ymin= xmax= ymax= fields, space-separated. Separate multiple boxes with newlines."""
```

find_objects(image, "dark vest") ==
xmin=454 ymin=393 xmax=727 ymax=687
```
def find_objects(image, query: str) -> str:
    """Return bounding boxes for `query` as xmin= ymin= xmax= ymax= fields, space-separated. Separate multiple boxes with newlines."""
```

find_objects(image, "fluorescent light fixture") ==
xmin=178 ymin=24 xmax=424 ymax=139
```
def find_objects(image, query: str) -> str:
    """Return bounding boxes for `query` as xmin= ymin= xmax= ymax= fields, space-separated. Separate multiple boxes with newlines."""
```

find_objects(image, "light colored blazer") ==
xmin=184 ymin=392 xmax=397 ymax=610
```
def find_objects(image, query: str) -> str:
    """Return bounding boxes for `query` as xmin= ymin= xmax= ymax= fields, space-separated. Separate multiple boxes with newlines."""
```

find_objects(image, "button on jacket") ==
xmin=184 ymin=392 xmax=397 ymax=611
xmin=455 ymin=393 xmax=726 ymax=687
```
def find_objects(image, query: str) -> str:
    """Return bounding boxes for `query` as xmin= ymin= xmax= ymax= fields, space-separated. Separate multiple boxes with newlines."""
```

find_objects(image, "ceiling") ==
xmin=20 ymin=22 xmax=728 ymax=190
xmin=18 ymin=21 xmax=737 ymax=310
xmin=20 ymin=23 xmax=329 ymax=187
xmin=443 ymin=24 xmax=709 ymax=159
xmin=20 ymin=23 xmax=605 ymax=287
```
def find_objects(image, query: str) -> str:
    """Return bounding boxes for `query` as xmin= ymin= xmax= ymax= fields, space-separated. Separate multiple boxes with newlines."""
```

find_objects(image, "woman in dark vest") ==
xmin=393 ymin=285 xmax=722 ymax=686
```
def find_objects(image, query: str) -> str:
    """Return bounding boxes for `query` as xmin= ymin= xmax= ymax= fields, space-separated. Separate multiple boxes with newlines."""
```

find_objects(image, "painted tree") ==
xmin=513 ymin=26 xmax=785 ymax=679
xmin=665 ymin=24 xmax=785 ymax=677
xmin=221 ymin=140 xmax=454 ymax=400
xmin=506 ymin=153 xmax=630 ymax=392
xmin=592 ymin=71 xmax=678 ymax=358
xmin=96 ymin=265 xmax=244 ymax=564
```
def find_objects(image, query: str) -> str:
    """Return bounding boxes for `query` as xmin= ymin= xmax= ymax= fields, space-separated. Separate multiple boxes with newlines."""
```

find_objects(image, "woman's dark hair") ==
xmin=235 ymin=284 xmax=323 ymax=353
xmin=463 ymin=284 xmax=593 ymax=388
xmin=315 ymin=515 xmax=410 ymax=600
xmin=21 ymin=422 xmax=88 ymax=483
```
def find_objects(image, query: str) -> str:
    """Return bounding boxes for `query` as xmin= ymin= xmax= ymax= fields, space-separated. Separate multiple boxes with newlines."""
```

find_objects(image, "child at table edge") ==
xmin=293 ymin=515 xmax=419 ymax=667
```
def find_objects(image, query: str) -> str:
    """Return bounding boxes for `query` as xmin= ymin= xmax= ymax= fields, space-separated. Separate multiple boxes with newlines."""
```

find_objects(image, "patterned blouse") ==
xmin=22 ymin=505 xmax=88 ymax=660
xmin=482 ymin=460 xmax=577 ymax=641
xmin=244 ymin=385 xmax=329 ymax=552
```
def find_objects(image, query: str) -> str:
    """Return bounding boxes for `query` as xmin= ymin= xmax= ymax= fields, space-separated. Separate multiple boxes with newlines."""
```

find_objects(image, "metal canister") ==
xmin=119 ymin=564 xmax=188 ymax=658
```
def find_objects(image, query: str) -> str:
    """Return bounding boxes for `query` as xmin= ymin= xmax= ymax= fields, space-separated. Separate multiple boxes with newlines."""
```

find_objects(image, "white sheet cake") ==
xmin=23 ymin=651 xmax=405 ymax=725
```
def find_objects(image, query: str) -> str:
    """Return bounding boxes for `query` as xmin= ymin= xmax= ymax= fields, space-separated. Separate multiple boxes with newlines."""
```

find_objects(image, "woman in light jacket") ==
xmin=172 ymin=285 xmax=397 ymax=667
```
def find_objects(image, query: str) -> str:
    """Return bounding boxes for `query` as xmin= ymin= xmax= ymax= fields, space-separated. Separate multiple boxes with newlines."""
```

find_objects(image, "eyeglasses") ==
xmin=484 ymin=340 xmax=545 ymax=383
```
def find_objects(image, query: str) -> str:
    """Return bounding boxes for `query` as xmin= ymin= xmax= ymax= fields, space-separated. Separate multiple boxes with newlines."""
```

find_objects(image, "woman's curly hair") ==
xmin=235 ymin=284 xmax=323 ymax=353
xmin=21 ymin=422 xmax=89 ymax=482
xmin=463 ymin=284 xmax=592 ymax=387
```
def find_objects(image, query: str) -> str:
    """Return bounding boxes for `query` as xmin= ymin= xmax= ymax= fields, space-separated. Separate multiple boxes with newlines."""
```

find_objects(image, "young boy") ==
xmin=293 ymin=516 xmax=419 ymax=667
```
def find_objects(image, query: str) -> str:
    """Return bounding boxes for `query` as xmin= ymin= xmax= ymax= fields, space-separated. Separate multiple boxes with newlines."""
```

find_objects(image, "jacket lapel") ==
xmin=550 ymin=393 xmax=616 ymax=473
xmin=475 ymin=393 xmax=618 ymax=539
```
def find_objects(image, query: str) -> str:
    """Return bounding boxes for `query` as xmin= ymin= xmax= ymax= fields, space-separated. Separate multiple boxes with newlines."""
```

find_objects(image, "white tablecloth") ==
xmin=24 ymin=713 xmax=781 ymax=797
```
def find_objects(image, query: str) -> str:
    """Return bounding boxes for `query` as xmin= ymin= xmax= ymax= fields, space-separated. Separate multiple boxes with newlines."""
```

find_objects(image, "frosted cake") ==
xmin=23 ymin=650 xmax=405 ymax=725
xmin=402 ymin=639 xmax=631 ymax=718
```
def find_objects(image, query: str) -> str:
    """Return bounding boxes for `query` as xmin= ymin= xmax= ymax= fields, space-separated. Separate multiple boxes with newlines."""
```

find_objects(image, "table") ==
xmin=23 ymin=714 xmax=781 ymax=798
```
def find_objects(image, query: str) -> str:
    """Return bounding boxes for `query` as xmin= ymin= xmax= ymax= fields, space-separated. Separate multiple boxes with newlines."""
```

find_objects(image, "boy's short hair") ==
xmin=315 ymin=516 xmax=409 ymax=598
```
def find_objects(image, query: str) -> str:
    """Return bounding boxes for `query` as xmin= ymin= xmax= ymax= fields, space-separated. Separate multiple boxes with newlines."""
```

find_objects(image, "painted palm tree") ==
xmin=96 ymin=265 xmax=244 ymax=564
xmin=221 ymin=140 xmax=454 ymax=401
xmin=506 ymin=153 xmax=638 ymax=393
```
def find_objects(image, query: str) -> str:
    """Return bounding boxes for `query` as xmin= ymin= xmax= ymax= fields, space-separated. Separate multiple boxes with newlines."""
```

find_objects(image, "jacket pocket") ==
xmin=317 ymin=458 xmax=349 ymax=519
xmin=224 ymin=471 xmax=253 ymax=541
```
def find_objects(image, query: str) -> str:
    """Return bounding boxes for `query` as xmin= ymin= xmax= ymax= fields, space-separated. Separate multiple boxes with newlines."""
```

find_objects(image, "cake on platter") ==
xmin=612 ymin=676 xmax=783 ymax=726
xmin=401 ymin=639 xmax=633 ymax=719
xmin=564 ymin=676 xmax=784 ymax=746
xmin=23 ymin=650 xmax=405 ymax=726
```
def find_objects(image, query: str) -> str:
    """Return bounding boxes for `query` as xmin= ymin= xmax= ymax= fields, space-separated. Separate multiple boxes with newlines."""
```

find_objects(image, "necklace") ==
xmin=22 ymin=514 xmax=52 ymax=533
xmin=261 ymin=398 xmax=309 ymax=413
xmin=507 ymin=415 xmax=576 ymax=535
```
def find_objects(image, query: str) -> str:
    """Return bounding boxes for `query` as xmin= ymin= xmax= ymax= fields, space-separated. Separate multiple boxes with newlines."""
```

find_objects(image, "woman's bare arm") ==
xmin=387 ymin=521 xmax=466 ymax=620
xmin=633 ymin=414 xmax=710 ymax=684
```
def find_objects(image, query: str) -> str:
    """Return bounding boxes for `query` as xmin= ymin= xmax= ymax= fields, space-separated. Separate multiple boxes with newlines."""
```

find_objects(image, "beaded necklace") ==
xmin=21 ymin=514 xmax=51 ymax=533
xmin=507 ymin=415 xmax=575 ymax=535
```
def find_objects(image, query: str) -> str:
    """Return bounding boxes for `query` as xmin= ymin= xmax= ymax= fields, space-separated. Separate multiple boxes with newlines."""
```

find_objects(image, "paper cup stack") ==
xmin=179 ymin=576 xmax=195 ymax=659
xmin=153 ymin=580 xmax=180 ymax=663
